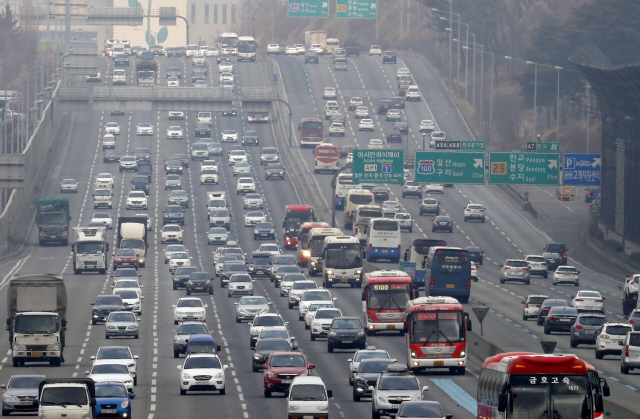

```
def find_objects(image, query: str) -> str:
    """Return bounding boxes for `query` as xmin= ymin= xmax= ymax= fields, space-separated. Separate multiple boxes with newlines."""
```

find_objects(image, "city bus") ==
xmin=299 ymin=118 xmax=323 ymax=147
xmin=404 ymin=296 xmax=472 ymax=374
xmin=321 ymin=235 xmax=363 ymax=288
xmin=344 ymin=189 xmax=374 ymax=230
xmin=282 ymin=205 xmax=316 ymax=248
xmin=295 ymin=221 xmax=330 ymax=264
xmin=307 ymin=227 xmax=343 ymax=277
xmin=477 ymin=352 xmax=609 ymax=419
xmin=402 ymin=239 xmax=448 ymax=289
xmin=362 ymin=271 xmax=415 ymax=334
xmin=335 ymin=173 xmax=359 ymax=210
xmin=237 ymin=36 xmax=257 ymax=61
xmin=218 ymin=33 xmax=239 ymax=55
xmin=353 ymin=205 xmax=383 ymax=244
xmin=585 ymin=361 xmax=609 ymax=419
xmin=365 ymin=218 xmax=401 ymax=263
xmin=314 ymin=143 xmax=340 ymax=174
xmin=427 ymin=247 xmax=471 ymax=303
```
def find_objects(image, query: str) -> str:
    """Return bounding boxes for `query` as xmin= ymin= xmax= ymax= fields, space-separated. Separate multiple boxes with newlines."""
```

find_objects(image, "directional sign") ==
xmin=288 ymin=0 xmax=329 ymax=17
xmin=526 ymin=142 xmax=561 ymax=152
xmin=414 ymin=151 xmax=485 ymax=184
xmin=489 ymin=152 xmax=560 ymax=185
xmin=336 ymin=0 xmax=378 ymax=18
xmin=353 ymin=149 xmax=403 ymax=184
xmin=562 ymin=153 xmax=601 ymax=186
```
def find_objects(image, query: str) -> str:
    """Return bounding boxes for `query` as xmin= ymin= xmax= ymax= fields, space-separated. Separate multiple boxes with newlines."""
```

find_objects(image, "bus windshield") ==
xmin=349 ymin=194 xmax=373 ymax=205
xmin=309 ymin=240 xmax=325 ymax=257
xmin=238 ymin=42 xmax=256 ymax=53
xmin=410 ymin=311 xmax=464 ymax=344
xmin=507 ymin=375 xmax=590 ymax=419
xmin=220 ymin=35 xmax=238 ymax=48
xmin=301 ymin=120 xmax=323 ymax=130
xmin=367 ymin=283 xmax=411 ymax=310
xmin=325 ymin=243 xmax=361 ymax=269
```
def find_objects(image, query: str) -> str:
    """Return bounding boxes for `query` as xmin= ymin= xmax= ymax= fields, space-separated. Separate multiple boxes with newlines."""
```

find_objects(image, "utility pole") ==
xmin=65 ymin=0 xmax=71 ymax=51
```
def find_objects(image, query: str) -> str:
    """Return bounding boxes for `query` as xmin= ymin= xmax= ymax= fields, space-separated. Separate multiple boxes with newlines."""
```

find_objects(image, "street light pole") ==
xmin=527 ymin=61 xmax=538 ymax=141
xmin=555 ymin=66 xmax=562 ymax=142
xmin=471 ymin=34 xmax=476 ymax=108
xmin=488 ymin=52 xmax=494 ymax=140
xmin=479 ymin=44 xmax=484 ymax=123
xmin=422 ymin=133 xmax=426 ymax=150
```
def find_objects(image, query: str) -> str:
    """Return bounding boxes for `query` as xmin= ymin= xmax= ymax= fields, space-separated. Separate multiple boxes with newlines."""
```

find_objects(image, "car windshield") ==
xmin=115 ymin=269 xmax=137 ymax=277
xmin=171 ymin=253 xmax=189 ymax=259
xmin=178 ymin=324 xmax=209 ymax=335
xmin=177 ymin=299 xmax=203 ymax=308
xmin=250 ymin=257 xmax=271 ymax=266
xmin=256 ymin=223 xmax=273 ymax=230
xmin=398 ymin=403 xmax=445 ymax=418
xmin=254 ymin=316 xmax=284 ymax=326
xmin=332 ymin=319 xmax=361 ymax=329
xmin=290 ymin=384 xmax=327 ymax=401
xmin=95 ymin=384 xmax=128 ymax=398
xmin=355 ymin=351 xmax=388 ymax=362
xmin=166 ymin=245 xmax=185 ymax=252
xmin=8 ymin=376 xmax=44 ymax=388
xmin=507 ymin=261 xmax=529 ymax=267
xmin=97 ymin=347 xmax=131 ymax=359
xmin=108 ymin=312 xmax=136 ymax=322
xmin=184 ymin=357 xmax=221 ymax=369
xmin=209 ymin=228 xmax=227 ymax=234
xmin=96 ymin=296 xmax=122 ymax=305
xmin=239 ymin=297 xmax=267 ymax=305
xmin=175 ymin=267 xmax=198 ymax=276
xmin=378 ymin=376 xmax=419 ymax=391
xmin=359 ymin=360 xmax=393 ymax=373
xmin=165 ymin=207 xmax=182 ymax=213
xmin=260 ymin=330 xmax=288 ymax=339
xmin=256 ymin=340 xmax=290 ymax=351
xmin=302 ymin=291 xmax=331 ymax=301
xmin=115 ymin=291 xmax=138 ymax=299
xmin=247 ymin=212 xmax=264 ymax=218
xmin=557 ymin=267 xmax=578 ymax=273
xmin=271 ymin=355 xmax=306 ymax=368
xmin=92 ymin=364 xmax=130 ymax=374
xmin=164 ymin=225 xmax=181 ymax=232
xmin=171 ymin=191 xmax=187 ymax=197
xmin=528 ymin=296 xmax=547 ymax=305
xmin=230 ymin=275 xmax=251 ymax=283
xmin=293 ymin=282 xmax=317 ymax=290
xmin=226 ymin=263 xmax=246 ymax=272
xmin=578 ymin=316 xmax=606 ymax=326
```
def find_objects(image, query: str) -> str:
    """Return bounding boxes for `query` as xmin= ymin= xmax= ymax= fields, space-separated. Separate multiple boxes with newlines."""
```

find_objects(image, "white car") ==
xmin=112 ymin=279 xmax=143 ymax=297
xmin=310 ymin=44 xmax=324 ymax=54
xmin=267 ymin=44 xmax=280 ymax=54
xmin=295 ymin=44 xmax=305 ymax=54
xmin=368 ymin=139 xmax=383 ymax=149
xmin=346 ymin=153 xmax=353 ymax=164
xmin=178 ymin=353 xmax=226 ymax=395
xmin=169 ymin=251 xmax=192 ymax=273
xmin=359 ymin=119 xmax=374 ymax=131
xmin=419 ymin=120 xmax=436 ymax=133
xmin=90 ymin=212 xmax=113 ymax=229
xmin=206 ymin=47 xmax=219 ymax=56
xmin=349 ymin=97 xmax=364 ymax=110
xmin=463 ymin=203 xmax=486 ymax=222
xmin=90 ymin=346 xmax=139 ymax=385
xmin=596 ymin=323 xmax=633 ymax=359
xmin=167 ymin=126 xmax=184 ymax=139
xmin=119 ymin=156 xmax=138 ymax=172
xmin=571 ymin=290 xmax=604 ymax=312
xmin=288 ymin=281 xmax=317 ymax=308
xmin=385 ymin=109 xmax=402 ymax=122
xmin=297 ymin=289 xmax=334 ymax=320
xmin=221 ymin=130 xmax=238 ymax=143
xmin=85 ymin=362 xmax=134 ymax=392
xmin=125 ymin=191 xmax=148 ymax=209
xmin=194 ymin=80 xmax=208 ymax=88
xmin=249 ymin=313 xmax=288 ymax=348
xmin=102 ymin=134 xmax=116 ymax=150
xmin=168 ymin=111 xmax=184 ymax=120
xmin=310 ymin=307 xmax=342 ymax=340
xmin=285 ymin=46 xmax=298 ymax=55
xmin=430 ymin=130 xmax=446 ymax=147
xmin=232 ymin=162 xmax=251 ymax=176
xmin=105 ymin=122 xmax=120 ymax=135
xmin=172 ymin=297 xmax=207 ymax=324
xmin=221 ymin=80 xmax=234 ymax=90
xmin=244 ymin=211 xmax=267 ymax=227
xmin=369 ymin=45 xmax=382 ymax=56
xmin=521 ymin=295 xmax=549 ymax=320
xmin=424 ymin=183 xmax=445 ymax=194
xmin=219 ymin=62 xmax=234 ymax=73
xmin=219 ymin=72 xmax=234 ymax=83
xmin=325 ymin=105 xmax=340 ymax=120
xmin=236 ymin=177 xmax=256 ymax=194
xmin=192 ymin=55 xmax=206 ymax=65
xmin=394 ymin=212 xmax=414 ymax=232
xmin=325 ymin=100 xmax=339 ymax=108
xmin=304 ymin=302 xmax=335 ymax=329
xmin=323 ymin=87 xmax=337 ymax=99
xmin=329 ymin=123 xmax=345 ymax=136
xmin=396 ymin=68 xmax=411 ymax=79
xmin=167 ymin=76 xmax=179 ymax=87
xmin=161 ymin=224 xmax=183 ymax=244
xmin=406 ymin=85 xmax=421 ymax=101
xmin=164 ymin=244 xmax=186 ymax=264
xmin=207 ymin=227 xmax=229 ymax=245
xmin=354 ymin=106 xmax=370 ymax=119
xmin=525 ymin=255 xmax=548 ymax=278
xmin=191 ymin=143 xmax=210 ymax=160
xmin=60 ymin=179 xmax=78 ymax=193
xmin=381 ymin=200 xmax=401 ymax=216
xmin=259 ymin=243 xmax=282 ymax=256
xmin=228 ymin=150 xmax=248 ymax=165
xmin=197 ymin=112 xmax=212 ymax=125
xmin=114 ymin=289 xmax=143 ymax=316
xmin=471 ymin=262 xmax=478 ymax=281
xmin=136 ymin=123 xmax=154 ymax=136
xmin=243 ymin=194 xmax=264 ymax=209
xmin=280 ymin=273 xmax=306 ymax=297
xmin=228 ymin=274 xmax=254 ymax=297
xmin=553 ymin=266 xmax=580 ymax=286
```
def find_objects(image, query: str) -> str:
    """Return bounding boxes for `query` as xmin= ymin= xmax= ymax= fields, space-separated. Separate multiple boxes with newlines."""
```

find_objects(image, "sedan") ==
xmin=419 ymin=120 xmax=436 ymax=133
xmin=161 ymin=224 xmax=183 ymax=244
xmin=104 ymin=311 xmax=140 ymax=339
xmin=367 ymin=139 xmax=383 ymax=149
xmin=60 ymin=178 xmax=78 ymax=193
xmin=543 ymin=306 xmax=579 ymax=335
xmin=372 ymin=186 xmax=390 ymax=202
xmin=105 ymin=122 xmax=120 ymax=135
xmin=172 ymin=297 xmax=207 ymax=324
xmin=90 ymin=212 xmax=113 ymax=229
xmin=430 ymin=130 xmax=446 ymax=147
xmin=164 ymin=244 xmax=186 ymax=263
xmin=169 ymin=252 xmax=192 ymax=273
xmin=207 ymin=227 xmax=229 ymax=245
xmin=285 ymin=46 xmax=298 ymax=55
xmin=553 ymin=266 xmax=580 ymax=286
xmin=165 ymin=174 xmax=182 ymax=190
xmin=571 ymin=290 xmax=604 ymax=312
xmin=323 ymin=87 xmax=338 ymax=99
xmin=431 ymin=215 xmax=453 ymax=233
xmin=386 ymin=130 xmax=402 ymax=143
xmin=96 ymin=173 xmax=115 ymax=189
xmin=167 ymin=126 xmax=184 ymax=139
xmin=220 ymin=72 xmax=234 ymax=83
xmin=385 ymin=109 xmax=402 ymax=122
xmin=173 ymin=321 xmax=211 ymax=357
xmin=136 ymin=123 xmax=154 ymax=136
xmin=394 ymin=213 xmax=413 ymax=232
xmin=349 ymin=97 xmax=364 ymax=110
xmin=244 ymin=211 xmax=267 ymax=227
xmin=254 ymin=222 xmax=276 ymax=240
xmin=86 ymin=362 xmax=134 ymax=392
xmin=243 ymin=194 xmax=264 ymax=209
xmin=393 ymin=121 xmax=409 ymax=134
xmin=381 ymin=200 xmax=401 ymax=216
xmin=221 ymin=130 xmax=238 ymax=143
xmin=0 ymin=375 xmax=45 ymax=415
xmin=396 ymin=68 xmax=411 ymax=79
xmin=340 ymin=145 xmax=355 ymax=158
xmin=424 ymin=183 xmax=445 ymax=194
xmin=354 ymin=106 xmax=370 ymax=118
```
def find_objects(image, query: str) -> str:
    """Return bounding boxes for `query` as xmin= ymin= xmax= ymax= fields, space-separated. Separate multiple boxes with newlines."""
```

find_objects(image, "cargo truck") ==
xmin=36 ymin=198 xmax=71 ymax=246
xmin=38 ymin=378 xmax=96 ymax=419
xmin=305 ymin=30 xmax=327 ymax=53
xmin=343 ymin=37 xmax=361 ymax=57
xmin=72 ymin=227 xmax=109 ymax=274
xmin=117 ymin=216 xmax=148 ymax=267
xmin=137 ymin=60 xmax=157 ymax=86
xmin=7 ymin=274 xmax=67 ymax=367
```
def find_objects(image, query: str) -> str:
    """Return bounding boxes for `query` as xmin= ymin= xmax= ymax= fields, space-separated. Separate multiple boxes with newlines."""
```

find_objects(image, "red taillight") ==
xmin=542 ymin=308 xmax=550 ymax=312
xmin=626 ymin=345 xmax=630 ymax=357
xmin=430 ymin=277 xmax=434 ymax=288
xmin=525 ymin=303 xmax=529 ymax=308
xmin=596 ymin=299 xmax=603 ymax=302
xmin=335 ymin=194 xmax=339 ymax=199
xmin=503 ymin=267 xmax=510 ymax=270
xmin=563 ymin=252 xmax=567 ymax=258
xmin=575 ymin=299 xmax=584 ymax=302
xmin=466 ymin=209 xmax=471 ymax=211
xmin=601 ymin=334 xmax=610 ymax=339
xmin=630 ymin=319 xmax=634 ymax=325
xmin=523 ymin=267 xmax=529 ymax=271
xmin=354 ymin=227 xmax=358 ymax=235
xmin=418 ymin=186 xmax=421 ymax=190
xmin=548 ymin=316 xmax=557 ymax=320
xmin=467 ymin=279 xmax=471 ymax=288
xmin=398 ymin=244 xmax=402 ymax=251
xmin=574 ymin=324 xmax=584 ymax=329
xmin=369 ymin=244 xmax=372 ymax=252
xmin=433 ymin=222 xmax=437 ymax=226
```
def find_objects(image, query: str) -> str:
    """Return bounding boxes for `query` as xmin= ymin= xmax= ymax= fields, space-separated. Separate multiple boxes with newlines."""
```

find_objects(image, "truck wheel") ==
xmin=174 ymin=350 xmax=180 ymax=358
xmin=264 ymin=389 xmax=272 ymax=397
xmin=12 ymin=359 xmax=18 ymax=368
xmin=99 ymin=269 xmax=106 ymax=275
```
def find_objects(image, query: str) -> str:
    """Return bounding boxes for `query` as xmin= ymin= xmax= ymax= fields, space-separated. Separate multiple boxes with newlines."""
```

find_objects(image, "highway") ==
xmin=0 ymin=46 xmax=636 ymax=419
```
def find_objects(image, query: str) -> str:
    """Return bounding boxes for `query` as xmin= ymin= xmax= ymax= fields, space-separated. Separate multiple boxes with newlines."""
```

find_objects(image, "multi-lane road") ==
xmin=0 ymin=47 xmax=637 ymax=419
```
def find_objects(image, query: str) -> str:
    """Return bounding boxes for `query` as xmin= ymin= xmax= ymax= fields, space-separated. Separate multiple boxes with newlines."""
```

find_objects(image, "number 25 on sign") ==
xmin=491 ymin=162 xmax=506 ymax=175
xmin=364 ymin=164 xmax=377 ymax=172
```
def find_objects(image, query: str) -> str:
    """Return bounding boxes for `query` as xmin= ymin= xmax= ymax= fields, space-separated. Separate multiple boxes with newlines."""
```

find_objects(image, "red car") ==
xmin=113 ymin=248 xmax=139 ymax=269
xmin=262 ymin=352 xmax=315 ymax=397
xmin=398 ymin=85 xmax=410 ymax=96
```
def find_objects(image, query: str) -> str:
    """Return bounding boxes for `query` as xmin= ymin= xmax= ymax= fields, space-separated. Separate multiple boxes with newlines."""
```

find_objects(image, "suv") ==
xmin=521 ymin=294 xmax=549 ymax=320
xmin=327 ymin=316 xmax=366 ymax=352
xmin=570 ymin=313 xmax=607 ymax=347
xmin=620 ymin=331 xmax=640 ymax=374
xmin=382 ymin=51 xmax=397 ymax=64
xmin=499 ymin=259 xmax=530 ymax=285
xmin=186 ymin=272 xmax=213 ymax=295
xmin=163 ymin=205 xmax=185 ymax=225
xmin=248 ymin=251 xmax=273 ymax=278
xmin=525 ymin=255 xmax=548 ymax=278
xmin=542 ymin=252 xmax=562 ymax=271
xmin=543 ymin=306 xmax=578 ymax=334
xmin=544 ymin=243 xmax=568 ymax=265
xmin=463 ymin=204 xmax=485 ymax=222
xmin=304 ymin=50 xmax=318 ymax=64
xmin=371 ymin=364 xmax=428 ymax=419
xmin=402 ymin=181 xmax=422 ymax=199
xmin=622 ymin=274 xmax=639 ymax=315
xmin=352 ymin=358 xmax=396 ymax=402
xmin=536 ymin=299 xmax=569 ymax=325
xmin=249 ymin=313 xmax=287 ymax=348
xmin=419 ymin=198 xmax=440 ymax=216
xmin=236 ymin=177 xmax=256 ymax=194
xmin=263 ymin=352 xmax=315 ymax=397
xmin=596 ymin=323 xmax=633 ymax=359
xmin=378 ymin=100 xmax=393 ymax=115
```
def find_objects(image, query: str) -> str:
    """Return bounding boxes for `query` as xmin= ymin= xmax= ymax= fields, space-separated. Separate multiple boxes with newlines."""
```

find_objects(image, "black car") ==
xmin=114 ymin=54 xmax=130 ymax=66
xmin=165 ymin=159 xmax=183 ymax=175
xmin=186 ymin=272 xmax=214 ymax=295
xmin=352 ymin=359 xmax=395 ymax=401
xmin=372 ymin=186 xmax=390 ymax=202
xmin=131 ymin=176 xmax=150 ymax=194
xmin=166 ymin=66 xmax=182 ymax=79
xmin=537 ymin=299 xmax=569 ymax=325
xmin=544 ymin=306 xmax=579 ymax=334
xmin=544 ymin=243 xmax=568 ymax=265
xmin=432 ymin=215 xmax=453 ymax=233
xmin=386 ymin=130 xmax=402 ymax=143
xmin=223 ymin=105 xmax=237 ymax=116
xmin=242 ymin=131 xmax=259 ymax=146
xmin=173 ymin=153 xmax=190 ymax=168
xmin=327 ymin=317 xmax=366 ymax=352
xmin=378 ymin=100 xmax=393 ymax=115
xmin=253 ymin=222 xmax=276 ymax=240
xmin=195 ymin=123 xmax=210 ymax=137
xmin=163 ymin=205 xmax=185 ymax=225
xmin=172 ymin=267 xmax=199 ymax=289
xmin=252 ymin=338 xmax=293 ymax=372
xmin=542 ymin=252 xmax=562 ymax=271
xmin=191 ymin=66 xmax=207 ymax=82
xmin=103 ymin=149 xmax=121 ymax=163
xmin=91 ymin=295 xmax=124 ymax=324
xmin=133 ymin=147 xmax=151 ymax=163
xmin=304 ymin=51 xmax=319 ymax=64
xmin=220 ymin=261 xmax=247 ymax=288
xmin=248 ymin=251 xmax=273 ymax=278
xmin=265 ymin=163 xmax=285 ymax=180
xmin=393 ymin=121 xmax=409 ymax=134
xmin=111 ymin=110 xmax=126 ymax=116
xmin=340 ymin=145 xmax=355 ymax=159
xmin=391 ymin=97 xmax=405 ymax=109
xmin=138 ymin=164 xmax=152 ymax=181
xmin=382 ymin=51 xmax=397 ymax=64
xmin=139 ymin=51 xmax=154 ymax=61
xmin=272 ymin=265 xmax=301 ymax=287
xmin=465 ymin=246 xmax=484 ymax=265
xmin=585 ymin=186 xmax=600 ymax=203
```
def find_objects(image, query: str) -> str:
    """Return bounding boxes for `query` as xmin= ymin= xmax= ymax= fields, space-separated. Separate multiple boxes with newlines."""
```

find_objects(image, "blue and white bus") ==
xmin=402 ymin=239 xmax=447 ymax=289
xmin=427 ymin=247 xmax=471 ymax=303
xmin=365 ymin=218 xmax=401 ymax=263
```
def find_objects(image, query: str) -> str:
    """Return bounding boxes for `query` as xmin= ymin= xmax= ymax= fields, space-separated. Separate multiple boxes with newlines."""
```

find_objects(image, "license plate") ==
xmin=261 ymin=233 xmax=267 ymax=236
xmin=102 ymin=409 xmax=117 ymax=414
xmin=31 ymin=351 xmax=42 ymax=357
xmin=119 ymin=329 xmax=127 ymax=333
xmin=446 ymin=284 xmax=455 ymax=288
xmin=195 ymin=380 xmax=209 ymax=385
xmin=390 ymin=405 xmax=401 ymax=409
xmin=342 ymin=340 xmax=353 ymax=344
xmin=433 ymin=361 xmax=444 ymax=367
xmin=195 ymin=287 xmax=203 ymax=290
xmin=304 ymin=416 xmax=314 ymax=419
xmin=281 ymin=379 xmax=292 ymax=384
xmin=382 ymin=249 xmax=388 ymax=253
xmin=560 ymin=319 xmax=571 ymax=322
xmin=187 ymin=316 xmax=194 ymax=320
xmin=386 ymin=325 xmax=395 ymax=329
xmin=18 ymin=401 xmax=34 ymax=406
xmin=341 ymin=278 xmax=349 ymax=283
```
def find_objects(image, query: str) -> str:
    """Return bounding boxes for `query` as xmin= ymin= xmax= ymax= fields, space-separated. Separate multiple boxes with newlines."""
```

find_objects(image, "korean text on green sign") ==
xmin=353 ymin=149 xmax=404 ymax=184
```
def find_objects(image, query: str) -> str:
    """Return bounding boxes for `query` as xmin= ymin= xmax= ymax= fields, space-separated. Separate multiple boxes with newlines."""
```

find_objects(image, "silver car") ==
xmin=105 ymin=311 xmax=140 ymax=339
xmin=207 ymin=227 xmax=229 ymax=245
xmin=621 ymin=331 xmax=640 ymax=374
xmin=168 ymin=189 xmax=189 ymax=208
xmin=243 ymin=194 xmax=264 ymax=209
xmin=553 ymin=266 xmax=580 ymax=286
xmin=172 ymin=321 xmax=210 ymax=358
xmin=165 ymin=174 xmax=182 ymax=190
xmin=60 ymin=179 xmax=78 ymax=193
xmin=164 ymin=244 xmax=186 ymax=264
xmin=0 ymin=375 xmax=45 ymax=415
xmin=371 ymin=365 xmax=428 ymax=418
xmin=570 ymin=313 xmax=607 ymax=347
xmin=499 ymin=259 xmax=531 ymax=285
xmin=347 ymin=347 xmax=390 ymax=384
xmin=235 ymin=296 xmax=270 ymax=322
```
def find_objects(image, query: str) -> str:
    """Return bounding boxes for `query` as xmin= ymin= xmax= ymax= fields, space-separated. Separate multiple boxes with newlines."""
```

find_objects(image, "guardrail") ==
xmin=57 ymin=86 xmax=274 ymax=102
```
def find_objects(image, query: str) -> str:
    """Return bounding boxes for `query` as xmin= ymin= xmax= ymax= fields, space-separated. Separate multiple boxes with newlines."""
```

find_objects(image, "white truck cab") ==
xmin=38 ymin=378 xmax=96 ymax=419
xmin=112 ymin=69 xmax=127 ymax=85
xmin=287 ymin=376 xmax=332 ymax=419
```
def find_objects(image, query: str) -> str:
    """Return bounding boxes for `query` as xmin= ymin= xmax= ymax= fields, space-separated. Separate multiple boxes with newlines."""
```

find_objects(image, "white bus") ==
xmin=365 ymin=218 xmax=401 ymax=263
xmin=353 ymin=205 xmax=383 ymax=244
xmin=218 ymin=33 xmax=239 ymax=55
xmin=307 ymin=227 xmax=343 ymax=277
xmin=186 ymin=44 xmax=199 ymax=58
xmin=237 ymin=36 xmax=257 ymax=61
xmin=321 ymin=235 xmax=363 ymax=288
xmin=344 ymin=189 xmax=374 ymax=230
xmin=335 ymin=173 xmax=359 ymax=210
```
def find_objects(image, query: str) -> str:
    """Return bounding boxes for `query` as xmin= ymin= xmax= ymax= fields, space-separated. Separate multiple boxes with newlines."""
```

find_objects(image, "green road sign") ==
xmin=526 ymin=142 xmax=560 ymax=152
xmin=353 ymin=149 xmax=403 ymax=184
xmin=489 ymin=152 xmax=560 ymax=185
xmin=414 ymin=151 xmax=485 ymax=184
xmin=288 ymin=0 xmax=329 ymax=17
xmin=337 ymin=0 xmax=378 ymax=18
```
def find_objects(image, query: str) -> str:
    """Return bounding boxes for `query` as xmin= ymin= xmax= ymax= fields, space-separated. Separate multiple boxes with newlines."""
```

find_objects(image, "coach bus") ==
xmin=362 ymin=271 xmax=415 ymax=334
xmin=427 ymin=247 xmax=472 ymax=303
xmin=314 ymin=144 xmax=340 ymax=173
xmin=321 ymin=235 xmax=363 ymax=288
xmin=403 ymin=239 xmax=448 ymax=289
xmin=299 ymin=118 xmax=324 ymax=147
xmin=295 ymin=221 xmax=330 ymax=263
xmin=344 ymin=189 xmax=374 ymax=230
xmin=365 ymin=218 xmax=401 ymax=263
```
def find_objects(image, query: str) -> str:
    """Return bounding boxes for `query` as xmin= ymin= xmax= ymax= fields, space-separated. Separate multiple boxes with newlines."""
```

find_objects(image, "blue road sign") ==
xmin=562 ymin=153 xmax=601 ymax=186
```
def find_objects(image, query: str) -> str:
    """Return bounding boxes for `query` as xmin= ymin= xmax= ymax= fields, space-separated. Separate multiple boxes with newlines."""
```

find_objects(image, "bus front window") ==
xmin=507 ymin=375 xmax=590 ymax=419
xmin=367 ymin=283 xmax=411 ymax=310
xmin=410 ymin=312 xmax=464 ymax=343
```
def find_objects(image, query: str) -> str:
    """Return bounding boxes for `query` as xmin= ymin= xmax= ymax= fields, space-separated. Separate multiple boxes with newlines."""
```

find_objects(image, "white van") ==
xmin=287 ymin=376 xmax=332 ymax=419
xmin=365 ymin=218 xmax=401 ymax=263
xmin=112 ymin=69 xmax=127 ymax=85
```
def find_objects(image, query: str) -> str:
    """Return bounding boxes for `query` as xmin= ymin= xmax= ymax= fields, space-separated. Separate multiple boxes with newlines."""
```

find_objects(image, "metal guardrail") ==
xmin=240 ymin=87 xmax=278 ymax=101
xmin=57 ymin=86 xmax=274 ymax=102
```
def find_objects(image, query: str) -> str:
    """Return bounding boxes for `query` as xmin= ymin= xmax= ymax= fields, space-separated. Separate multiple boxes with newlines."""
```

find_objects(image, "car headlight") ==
xmin=377 ymin=395 xmax=387 ymax=402
xmin=3 ymin=394 xmax=19 ymax=402
xmin=81 ymin=411 xmax=91 ymax=419
xmin=312 ymin=322 xmax=320 ymax=328
xmin=120 ymin=401 xmax=129 ymax=408
xmin=48 ymin=344 xmax=62 ymax=351
xmin=310 ymin=261 xmax=315 ymax=266
xmin=411 ymin=395 xmax=421 ymax=401
xmin=127 ymin=325 xmax=138 ymax=330
xmin=106 ymin=325 xmax=117 ymax=330
xmin=357 ymin=331 xmax=365 ymax=337
xmin=288 ymin=406 xmax=300 ymax=412
xmin=215 ymin=372 xmax=223 ymax=379
xmin=254 ymin=354 xmax=263 ymax=360
xmin=329 ymin=332 xmax=337 ymax=337
xmin=267 ymin=371 xmax=277 ymax=378
xmin=182 ymin=373 xmax=190 ymax=379
xmin=411 ymin=350 xmax=417 ymax=358
xmin=356 ymin=269 xmax=362 ymax=274
xmin=459 ymin=350 xmax=466 ymax=358
xmin=317 ymin=406 xmax=329 ymax=412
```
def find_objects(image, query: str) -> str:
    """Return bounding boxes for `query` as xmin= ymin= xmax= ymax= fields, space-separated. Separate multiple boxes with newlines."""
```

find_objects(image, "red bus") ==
xmin=314 ymin=144 xmax=340 ymax=174
xmin=361 ymin=271 xmax=415 ymax=335
xmin=283 ymin=205 xmax=316 ymax=249
xmin=478 ymin=352 xmax=609 ymax=419
xmin=298 ymin=118 xmax=323 ymax=147
xmin=295 ymin=221 xmax=330 ymax=264
xmin=404 ymin=296 xmax=472 ymax=374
